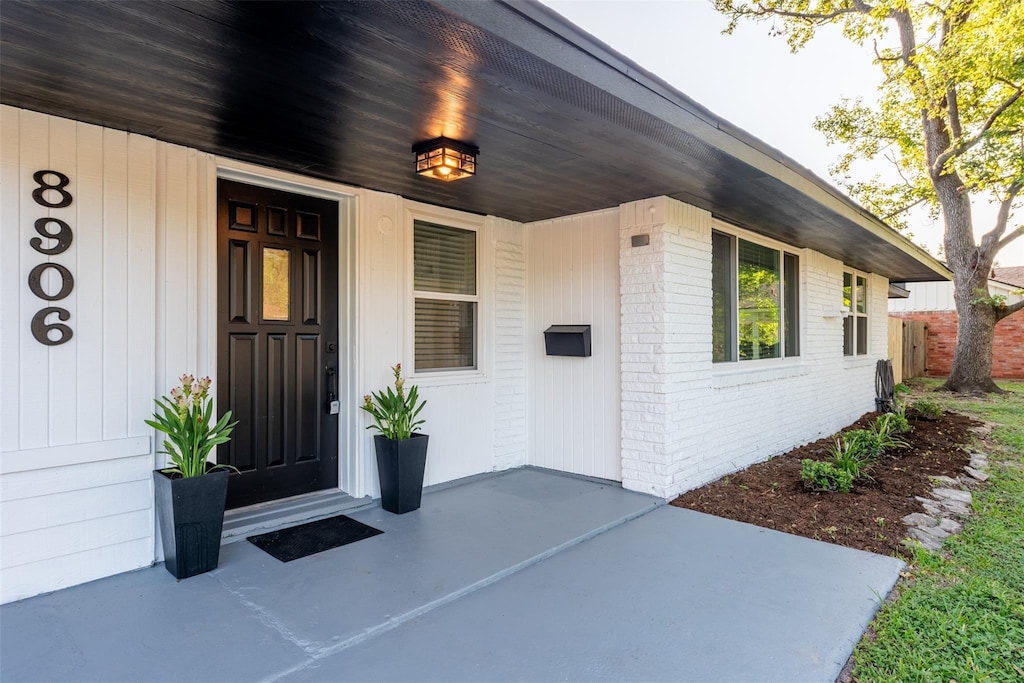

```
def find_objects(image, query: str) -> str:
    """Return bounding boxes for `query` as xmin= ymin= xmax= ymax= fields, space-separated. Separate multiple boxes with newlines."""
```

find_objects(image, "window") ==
xmin=413 ymin=220 xmax=477 ymax=371
xmin=712 ymin=230 xmax=800 ymax=363
xmin=843 ymin=271 xmax=868 ymax=356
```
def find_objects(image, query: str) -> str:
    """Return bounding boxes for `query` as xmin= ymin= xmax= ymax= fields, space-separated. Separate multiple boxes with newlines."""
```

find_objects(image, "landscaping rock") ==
xmin=932 ymin=487 xmax=972 ymax=504
xmin=965 ymin=466 xmax=989 ymax=482
xmin=902 ymin=512 xmax=939 ymax=528
xmin=938 ymin=518 xmax=962 ymax=534
xmin=970 ymin=454 xmax=989 ymax=469
xmin=907 ymin=529 xmax=944 ymax=551
xmin=928 ymin=475 xmax=960 ymax=487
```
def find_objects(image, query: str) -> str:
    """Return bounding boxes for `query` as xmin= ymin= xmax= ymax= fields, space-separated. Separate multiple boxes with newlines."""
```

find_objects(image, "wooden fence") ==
xmin=902 ymin=319 xmax=929 ymax=380
xmin=888 ymin=316 xmax=929 ymax=382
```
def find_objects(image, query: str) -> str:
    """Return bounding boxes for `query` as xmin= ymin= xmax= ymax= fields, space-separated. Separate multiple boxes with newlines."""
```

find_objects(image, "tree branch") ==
xmin=882 ymin=196 xmax=928 ymax=220
xmin=996 ymin=297 xmax=1024 ymax=321
xmin=981 ymin=181 xmax=1023 ymax=252
xmin=745 ymin=1 xmax=873 ymax=23
xmin=932 ymin=86 xmax=1024 ymax=175
xmin=996 ymin=224 xmax=1024 ymax=253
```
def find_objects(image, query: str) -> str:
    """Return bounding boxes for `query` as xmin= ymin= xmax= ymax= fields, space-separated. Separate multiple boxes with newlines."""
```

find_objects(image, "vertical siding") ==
xmin=352 ymin=197 xmax=517 ymax=496
xmin=0 ymin=107 xmax=156 ymax=604
xmin=524 ymin=209 xmax=621 ymax=481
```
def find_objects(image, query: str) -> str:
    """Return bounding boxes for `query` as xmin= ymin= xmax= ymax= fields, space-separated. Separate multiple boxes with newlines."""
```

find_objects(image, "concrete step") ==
xmin=222 ymin=489 xmax=376 ymax=543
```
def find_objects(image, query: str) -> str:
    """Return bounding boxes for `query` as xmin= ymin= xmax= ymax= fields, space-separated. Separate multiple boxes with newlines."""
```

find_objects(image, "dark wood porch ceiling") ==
xmin=0 ymin=0 xmax=947 ymax=281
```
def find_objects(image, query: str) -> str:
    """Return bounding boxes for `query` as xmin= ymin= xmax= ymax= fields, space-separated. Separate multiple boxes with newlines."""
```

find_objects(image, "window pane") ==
xmin=856 ymin=316 xmax=868 ymax=355
xmin=738 ymin=239 xmax=780 ymax=361
xmin=843 ymin=272 xmax=853 ymax=311
xmin=415 ymin=299 xmax=475 ymax=371
xmin=784 ymin=252 xmax=799 ymax=357
xmin=262 ymin=247 xmax=290 ymax=321
xmin=414 ymin=221 xmax=476 ymax=295
xmin=843 ymin=316 xmax=854 ymax=356
xmin=856 ymin=276 xmax=867 ymax=314
xmin=711 ymin=231 xmax=735 ymax=363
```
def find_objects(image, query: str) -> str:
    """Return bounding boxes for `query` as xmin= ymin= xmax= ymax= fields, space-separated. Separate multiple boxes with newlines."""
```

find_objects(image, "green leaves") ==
xmin=360 ymin=364 xmax=427 ymax=441
xmin=145 ymin=375 xmax=237 ymax=478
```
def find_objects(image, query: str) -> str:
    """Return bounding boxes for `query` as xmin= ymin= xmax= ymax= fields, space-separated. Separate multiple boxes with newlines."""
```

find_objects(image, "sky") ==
xmin=541 ymin=0 xmax=1024 ymax=268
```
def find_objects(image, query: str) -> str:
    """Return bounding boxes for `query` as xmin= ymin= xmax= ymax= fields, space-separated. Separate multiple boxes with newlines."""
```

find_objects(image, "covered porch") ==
xmin=0 ymin=468 xmax=903 ymax=682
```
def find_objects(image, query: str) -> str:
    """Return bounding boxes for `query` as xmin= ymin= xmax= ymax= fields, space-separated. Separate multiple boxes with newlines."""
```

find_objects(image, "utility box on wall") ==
xmin=544 ymin=325 xmax=592 ymax=357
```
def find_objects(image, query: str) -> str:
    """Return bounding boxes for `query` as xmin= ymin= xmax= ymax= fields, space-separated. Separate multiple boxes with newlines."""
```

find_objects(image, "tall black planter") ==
xmin=374 ymin=433 xmax=428 ymax=514
xmin=153 ymin=469 xmax=229 ymax=579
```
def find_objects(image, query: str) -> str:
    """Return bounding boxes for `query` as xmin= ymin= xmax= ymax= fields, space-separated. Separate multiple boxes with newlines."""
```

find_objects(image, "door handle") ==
xmin=325 ymin=365 xmax=340 ymax=415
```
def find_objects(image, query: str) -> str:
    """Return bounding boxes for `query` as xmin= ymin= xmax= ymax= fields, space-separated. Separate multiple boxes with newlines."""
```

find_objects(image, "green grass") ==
xmin=853 ymin=379 xmax=1024 ymax=682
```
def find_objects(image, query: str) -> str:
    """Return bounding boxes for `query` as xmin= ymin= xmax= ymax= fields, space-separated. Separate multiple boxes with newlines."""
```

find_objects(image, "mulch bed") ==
xmin=671 ymin=411 xmax=978 ymax=558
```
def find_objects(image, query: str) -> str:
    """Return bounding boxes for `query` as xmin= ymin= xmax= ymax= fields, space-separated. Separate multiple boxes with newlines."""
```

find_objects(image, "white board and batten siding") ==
xmin=524 ymin=209 xmax=621 ymax=481
xmin=353 ymin=194 xmax=528 ymax=498
xmin=1 ymin=106 xmax=157 ymax=603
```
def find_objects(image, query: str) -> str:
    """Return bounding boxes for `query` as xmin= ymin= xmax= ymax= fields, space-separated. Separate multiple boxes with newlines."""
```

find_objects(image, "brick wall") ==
xmin=618 ymin=197 xmax=882 ymax=499
xmin=892 ymin=310 xmax=1024 ymax=379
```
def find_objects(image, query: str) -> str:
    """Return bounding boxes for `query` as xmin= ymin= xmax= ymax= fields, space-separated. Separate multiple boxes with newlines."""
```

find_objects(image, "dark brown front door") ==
xmin=217 ymin=179 xmax=339 ymax=509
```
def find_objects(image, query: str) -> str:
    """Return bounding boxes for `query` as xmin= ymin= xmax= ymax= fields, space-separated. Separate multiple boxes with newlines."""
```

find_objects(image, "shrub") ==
xmin=912 ymin=398 xmax=944 ymax=420
xmin=870 ymin=414 xmax=911 ymax=452
xmin=801 ymin=459 xmax=854 ymax=493
xmin=826 ymin=436 xmax=875 ymax=481
xmin=883 ymin=405 xmax=913 ymax=435
xmin=844 ymin=428 xmax=887 ymax=460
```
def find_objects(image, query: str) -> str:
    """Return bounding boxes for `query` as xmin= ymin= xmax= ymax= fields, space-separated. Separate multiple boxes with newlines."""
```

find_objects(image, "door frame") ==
xmin=209 ymin=157 xmax=358 ymax=503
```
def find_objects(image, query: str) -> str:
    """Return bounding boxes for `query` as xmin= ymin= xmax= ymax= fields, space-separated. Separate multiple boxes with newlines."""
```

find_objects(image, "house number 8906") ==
xmin=28 ymin=170 xmax=75 ymax=346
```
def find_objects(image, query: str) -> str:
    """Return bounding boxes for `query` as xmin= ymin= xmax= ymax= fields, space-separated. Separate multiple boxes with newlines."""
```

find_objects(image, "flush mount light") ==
xmin=412 ymin=137 xmax=478 ymax=181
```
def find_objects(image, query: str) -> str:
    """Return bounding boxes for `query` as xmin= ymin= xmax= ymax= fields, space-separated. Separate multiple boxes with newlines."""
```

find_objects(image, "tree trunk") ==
xmin=944 ymin=285 xmax=1003 ymax=393
xmin=934 ymin=174 xmax=1004 ymax=393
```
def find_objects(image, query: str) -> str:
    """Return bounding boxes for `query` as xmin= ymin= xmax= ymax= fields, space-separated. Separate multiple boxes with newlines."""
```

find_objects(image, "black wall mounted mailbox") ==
xmin=544 ymin=325 xmax=592 ymax=357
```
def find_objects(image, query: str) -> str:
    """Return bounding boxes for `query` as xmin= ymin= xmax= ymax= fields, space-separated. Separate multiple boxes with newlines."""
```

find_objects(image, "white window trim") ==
xmin=403 ymin=200 xmax=491 ymax=385
xmin=843 ymin=268 xmax=870 ymax=357
xmin=710 ymin=219 xmax=804 ymax=368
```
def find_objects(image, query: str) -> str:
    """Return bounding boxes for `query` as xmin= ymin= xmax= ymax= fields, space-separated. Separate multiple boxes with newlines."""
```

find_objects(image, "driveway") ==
xmin=0 ymin=468 xmax=902 ymax=682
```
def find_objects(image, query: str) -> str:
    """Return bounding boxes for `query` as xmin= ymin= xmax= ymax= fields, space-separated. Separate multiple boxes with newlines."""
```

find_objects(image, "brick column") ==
xmin=619 ymin=197 xmax=713 ymax=497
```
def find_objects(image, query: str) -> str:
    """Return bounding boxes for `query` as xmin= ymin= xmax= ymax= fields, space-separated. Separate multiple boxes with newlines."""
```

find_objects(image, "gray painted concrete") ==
xmin=0 ymin=469 xmax=902 ymax=683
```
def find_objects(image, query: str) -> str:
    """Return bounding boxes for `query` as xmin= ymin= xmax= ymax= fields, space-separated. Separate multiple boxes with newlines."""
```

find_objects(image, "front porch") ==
xmin=1 ymin=468 xmax=903 ymax=682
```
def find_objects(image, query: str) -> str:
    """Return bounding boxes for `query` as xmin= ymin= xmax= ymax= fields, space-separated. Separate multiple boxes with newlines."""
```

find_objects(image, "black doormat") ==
xmin=247 ymin=515 xmax=383 ymax=562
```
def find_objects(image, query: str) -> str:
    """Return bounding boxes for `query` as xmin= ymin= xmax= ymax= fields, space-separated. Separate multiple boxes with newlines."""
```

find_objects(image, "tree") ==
xmin=715 ymin=0 xmax=1024 ymax=393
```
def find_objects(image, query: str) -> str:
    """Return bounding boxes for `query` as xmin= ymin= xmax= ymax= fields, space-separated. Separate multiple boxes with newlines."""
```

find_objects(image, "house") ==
xmin=890 ymin=270 xmax=1024 ymax=379
xmin=0 ymin=0 xmax=948 ymax=604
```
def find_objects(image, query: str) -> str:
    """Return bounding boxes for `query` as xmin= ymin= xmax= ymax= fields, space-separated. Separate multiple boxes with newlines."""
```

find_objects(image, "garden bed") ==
xmin=671 ymin=410 xmax=978 ymax=558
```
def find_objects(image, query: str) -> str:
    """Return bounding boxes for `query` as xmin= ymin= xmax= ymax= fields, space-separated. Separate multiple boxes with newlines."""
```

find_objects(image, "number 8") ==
xmin=32 ymin=170 xmax=73 ymax=208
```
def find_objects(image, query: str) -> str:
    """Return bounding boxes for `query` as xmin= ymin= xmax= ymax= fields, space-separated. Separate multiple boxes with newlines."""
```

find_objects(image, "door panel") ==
xmin=217 ymin=179 xmax=339 ymax=509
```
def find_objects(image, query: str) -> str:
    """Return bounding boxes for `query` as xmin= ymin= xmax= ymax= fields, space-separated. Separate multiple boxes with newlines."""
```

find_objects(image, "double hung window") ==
xmin=413 ymin=220 xmax=478 ymax=372
xmin=843 ymin=271 xmax=868 ymax=356
xmin=712 ymin=230 xmax=800 ymax=363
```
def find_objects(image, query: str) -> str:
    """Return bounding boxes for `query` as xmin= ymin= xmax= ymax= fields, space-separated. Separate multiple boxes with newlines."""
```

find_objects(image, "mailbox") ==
xmin=544 ymin=325 xmax=592 ymax=357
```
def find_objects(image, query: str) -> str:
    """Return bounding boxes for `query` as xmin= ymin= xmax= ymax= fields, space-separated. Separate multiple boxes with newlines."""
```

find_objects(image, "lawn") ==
xmin=852 ymin=378 xmax=1024 ymax=682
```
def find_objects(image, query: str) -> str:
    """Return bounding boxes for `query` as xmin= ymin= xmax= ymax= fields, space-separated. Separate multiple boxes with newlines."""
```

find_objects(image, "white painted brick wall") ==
xmin=491 ymin=218 xmax=527 ymax=471
xmin=619 ymin=197 xmax=888 ymax=498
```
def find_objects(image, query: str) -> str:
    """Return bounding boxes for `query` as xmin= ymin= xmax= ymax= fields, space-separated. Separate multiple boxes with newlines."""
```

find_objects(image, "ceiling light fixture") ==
xmin=412 ymin=137 xmax=478 ymax=181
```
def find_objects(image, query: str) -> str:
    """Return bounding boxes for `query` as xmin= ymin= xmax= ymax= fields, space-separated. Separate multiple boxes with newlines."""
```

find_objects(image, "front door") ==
xmin=217 ymin=179 xmax=339 ymax=509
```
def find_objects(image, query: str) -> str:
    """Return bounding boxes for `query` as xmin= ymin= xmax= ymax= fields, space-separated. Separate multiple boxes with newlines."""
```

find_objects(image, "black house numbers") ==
xmin=28 ymin=170 xmax=75 ymax=346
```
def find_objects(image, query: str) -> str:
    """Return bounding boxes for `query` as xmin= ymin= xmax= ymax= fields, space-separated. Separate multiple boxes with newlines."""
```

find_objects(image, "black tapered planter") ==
xmin=153 ymin=468 xmax=229 ymax=579
xmin=374 ymin=433 xmax=428 ymax=514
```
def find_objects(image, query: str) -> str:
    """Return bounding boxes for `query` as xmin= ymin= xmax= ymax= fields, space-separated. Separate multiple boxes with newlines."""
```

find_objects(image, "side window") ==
xmin=843 ymin=271 xmax=868 ymax=356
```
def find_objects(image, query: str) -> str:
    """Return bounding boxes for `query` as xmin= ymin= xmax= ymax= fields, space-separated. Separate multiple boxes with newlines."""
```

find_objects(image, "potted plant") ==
xmin=361 ymin=364 xmax=428 ymax=514
xmin=146 ymin=374 xmax=237 ymax=579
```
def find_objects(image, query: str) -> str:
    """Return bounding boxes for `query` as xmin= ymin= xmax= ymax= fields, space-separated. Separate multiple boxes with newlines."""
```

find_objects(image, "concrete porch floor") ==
xmin=0 ymin=468 xmax=903 ymax=682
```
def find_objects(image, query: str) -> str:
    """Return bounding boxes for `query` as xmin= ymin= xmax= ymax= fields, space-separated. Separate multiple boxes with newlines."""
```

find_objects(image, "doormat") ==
xmin=247 ymin=515 xmax=383 ymax=562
